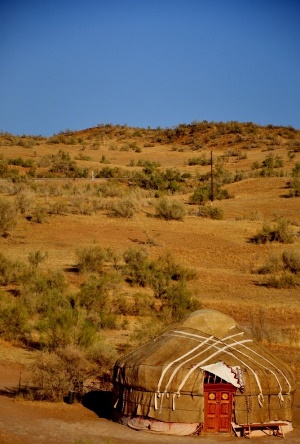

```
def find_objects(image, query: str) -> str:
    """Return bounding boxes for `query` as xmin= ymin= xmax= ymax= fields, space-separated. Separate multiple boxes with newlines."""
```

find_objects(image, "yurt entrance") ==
xmin=203 ymin=371 xmax=236 ymax=433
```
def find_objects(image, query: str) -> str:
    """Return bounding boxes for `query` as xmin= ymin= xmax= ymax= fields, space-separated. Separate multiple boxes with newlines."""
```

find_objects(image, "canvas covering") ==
xmin=113 ymin=310 xmax=296 ymax=425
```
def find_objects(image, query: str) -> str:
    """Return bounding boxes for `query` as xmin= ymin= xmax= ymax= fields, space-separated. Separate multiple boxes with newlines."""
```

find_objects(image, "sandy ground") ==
xmin=0 ymin=360 xmax=299 ymax=444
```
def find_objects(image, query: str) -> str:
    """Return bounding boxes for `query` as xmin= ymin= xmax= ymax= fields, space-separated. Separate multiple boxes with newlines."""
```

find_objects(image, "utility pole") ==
xmin=210 ymin=150 xmax=214 ymax=202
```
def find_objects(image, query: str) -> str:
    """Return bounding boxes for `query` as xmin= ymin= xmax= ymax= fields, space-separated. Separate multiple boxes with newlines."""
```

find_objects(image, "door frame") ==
xmin=203 ymin=383 xmax=236 ymax=433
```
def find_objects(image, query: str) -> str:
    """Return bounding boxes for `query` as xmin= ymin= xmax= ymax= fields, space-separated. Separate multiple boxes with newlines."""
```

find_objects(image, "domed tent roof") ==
xmin=113 ymin=310 xmax=296 ymax=426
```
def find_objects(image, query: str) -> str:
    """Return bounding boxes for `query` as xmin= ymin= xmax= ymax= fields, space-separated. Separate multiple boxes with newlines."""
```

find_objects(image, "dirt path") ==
xmin=0 ymin=360 xmax=299 ymax=444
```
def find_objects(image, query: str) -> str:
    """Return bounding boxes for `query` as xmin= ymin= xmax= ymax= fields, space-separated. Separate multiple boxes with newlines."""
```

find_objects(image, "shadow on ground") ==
xmin=81 ymin=390 xmax=115 ymax=420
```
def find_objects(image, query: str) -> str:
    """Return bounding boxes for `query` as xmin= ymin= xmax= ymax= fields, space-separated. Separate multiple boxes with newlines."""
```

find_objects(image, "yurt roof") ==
xmin=115 ymin=309 xmax=295 ymax=395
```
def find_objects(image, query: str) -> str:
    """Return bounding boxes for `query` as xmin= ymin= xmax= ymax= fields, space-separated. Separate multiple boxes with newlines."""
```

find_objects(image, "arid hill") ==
xmin=0 ymin=121 xmax=299 ymax=400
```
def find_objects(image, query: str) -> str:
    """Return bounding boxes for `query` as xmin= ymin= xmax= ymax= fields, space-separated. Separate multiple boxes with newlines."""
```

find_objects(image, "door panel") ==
xmin=204 ymin=384 xmax=235 ymax=433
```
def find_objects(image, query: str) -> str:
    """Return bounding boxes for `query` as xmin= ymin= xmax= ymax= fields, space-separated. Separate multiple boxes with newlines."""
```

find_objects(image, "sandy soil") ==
xmin=0 ymin=360 xmax=299 ymax=444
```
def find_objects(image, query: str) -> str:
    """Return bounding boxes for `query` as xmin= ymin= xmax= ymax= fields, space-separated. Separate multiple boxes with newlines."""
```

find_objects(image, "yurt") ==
xmin=113 ymin=310 xmax=296 ymax=436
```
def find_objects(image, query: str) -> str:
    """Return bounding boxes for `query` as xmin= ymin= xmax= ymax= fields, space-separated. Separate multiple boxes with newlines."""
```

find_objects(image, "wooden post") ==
xmin=210 ymin=150 xmax=214 ymax=202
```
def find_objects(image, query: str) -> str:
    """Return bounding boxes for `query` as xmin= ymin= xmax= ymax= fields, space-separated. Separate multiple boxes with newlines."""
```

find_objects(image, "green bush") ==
xmin=155 ymin=197 xmax=186 ymax=221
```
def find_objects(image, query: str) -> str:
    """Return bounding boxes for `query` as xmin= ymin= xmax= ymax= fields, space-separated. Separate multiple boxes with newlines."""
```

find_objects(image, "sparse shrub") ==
xmin=187 ymin=155 xmax=210 ymax=166
xmin=31 ymin=205 xmax=48 ymax=223
xmin=86 ymin=340 xmax=118 ymax=388
xmin=99 ymin=312 xmax=118 ymax=329
xmin=0 ymin=254 xmax=16 ymax=285
xmin=0 ymin=253 xmax=27 ymax=285
xmin=123 ymin=247 xmax=150 ymax=286
xmin=161 ymin=280 xmax=201 ymax=321
xmin=288 ymin=177 xmax=300 ymax=197
xmin=251 ymin=161 xmax=260 ymax=170
xmin=189 ymin=186 xmax=210 ymax=205
xmin=0 ymin=198 xmax=17 ymax=233
xmin=78 ymin=274 xmax=113 ymax=312
xmin=262 ymin=271 xmax=299 ymax=289
xmin=250 ymin=308 xmax=271 ymax=343
xmin=70 ymin=197 xmax=94 ymax=215
xmin=28 ymin=250 xmax=48 ymax=268
xmin=15 ymin=191 xmax=35 ymax=215
xmin=109 ymin=198 xmax=137 ymax=218
xmin=136 ymin=159 xmax=160 ymax=168
xmin=49 ymin=200 xmax=68 ymax=215
xmin=0 ymin=292 xmax=29 ymax=341
xmin=26 ymin=270 xmax=68 ymax=300
xmin=197 ymin=205 xmax=224 ymax=220
xmin=149 ymin=251 xmax=196 ymax=298
xmin=100 ymin=154 xmax=110 ymax=164
xmin=262 ymin=154 xmax=284 ymax=169
xmin=251 ymin=218 xmax=294 ymax=244
xmin=189 ymin=183 xmax=231 ymax=206
xmin=38 ymin=305 xmax=97 ymax=350
xmin=29 ymin=346 xmax=93 ymax=401
xmin=282 ymin=249 xmax=300 ymax=273
xmin=76 ymin=246 xmax=106 ymax=274
xmin=288 ymin=162 xmax=300 ymax=197
xmin=95 ymin=183 xmax=124 ymax=198
xmin=155 ymin=197 xmax=186 ymax=221
xmin=257 ymin=253 xmax=282 ymax=274
xmin=130 ymin=315 xmax=166 ymax=346
xmin=129 ymin=292 xmax=154 ymax=316
xmin=96 ymin=166 xmax=122 ymax=179
xmin=8 ymin=157 xmax=34 ymax=168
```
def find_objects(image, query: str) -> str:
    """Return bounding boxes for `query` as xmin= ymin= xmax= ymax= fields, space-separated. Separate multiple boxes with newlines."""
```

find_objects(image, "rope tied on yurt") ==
xmin=172 ymin=391 xmax=181 ymax=411
xmin=156 ymin=333 xmax=215 ymax=394
xmin=165 ymin=331 xmax=251 ymax=398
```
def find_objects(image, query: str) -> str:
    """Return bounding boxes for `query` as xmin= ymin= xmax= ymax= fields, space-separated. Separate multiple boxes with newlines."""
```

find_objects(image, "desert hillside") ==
xmin=0 ymin=121 xmax=299 ymax=395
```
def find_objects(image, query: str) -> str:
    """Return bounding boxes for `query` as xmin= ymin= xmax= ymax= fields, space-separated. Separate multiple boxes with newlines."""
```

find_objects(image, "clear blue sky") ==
xmin=1 ymin=0 xmax=300 ymax=136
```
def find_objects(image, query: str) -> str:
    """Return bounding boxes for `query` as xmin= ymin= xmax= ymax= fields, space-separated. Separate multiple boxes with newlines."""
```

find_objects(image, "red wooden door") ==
xmin=204 ymin=384 xmax=235 ymax=433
